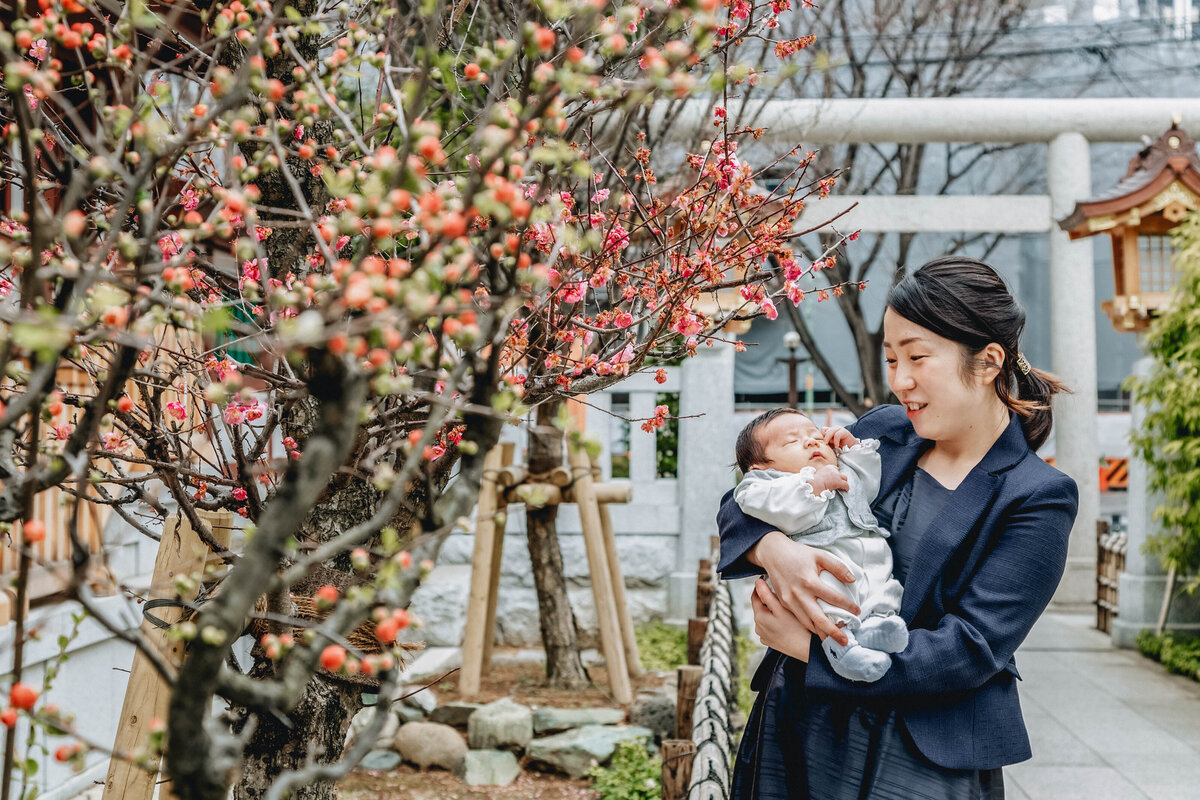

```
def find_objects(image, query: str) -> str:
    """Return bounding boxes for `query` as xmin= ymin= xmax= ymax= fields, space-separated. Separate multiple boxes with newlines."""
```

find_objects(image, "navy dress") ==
xmin=724 ymin=406 xmax=1077 ymax=799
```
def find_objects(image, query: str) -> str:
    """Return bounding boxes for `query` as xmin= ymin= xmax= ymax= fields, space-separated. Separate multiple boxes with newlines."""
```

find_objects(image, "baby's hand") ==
xmin=810 ymin=464 xmax=849 ymax=494
xmin=822 ymin=426 xmax=859 ymax=451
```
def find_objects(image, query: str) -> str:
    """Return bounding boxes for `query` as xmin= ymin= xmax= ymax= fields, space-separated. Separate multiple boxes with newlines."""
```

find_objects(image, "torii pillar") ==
xmin=1048 ymin=132 xmax=1100 ymax=607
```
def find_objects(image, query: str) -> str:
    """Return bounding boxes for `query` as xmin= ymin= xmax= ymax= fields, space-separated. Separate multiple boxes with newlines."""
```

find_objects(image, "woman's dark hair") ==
xmin=734 ymin=407 xmax=803 ymax=473
xmin=886 ymin=255 xmax=1070 ymax=451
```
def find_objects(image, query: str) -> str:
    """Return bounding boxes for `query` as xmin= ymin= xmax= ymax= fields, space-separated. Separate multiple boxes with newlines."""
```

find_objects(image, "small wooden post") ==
xmin=104 ymin=510 xmax=231 ymax=800
xmin=459 ymin=444 xmax=508 ymax=697
xmin=695 ymin=558 xmax=714 ymax=618
xmin=568 ymin=443 xmax=632 ymax=704
xmin=660 ymin=739 xmax=697 ymax=800
xmin=675 ymin=664 xmax=703 ymax=740
xmin=686 ymin=617 xmax=708 ymax=666
xmin=591 ymin=454 xmax=643 ymax=680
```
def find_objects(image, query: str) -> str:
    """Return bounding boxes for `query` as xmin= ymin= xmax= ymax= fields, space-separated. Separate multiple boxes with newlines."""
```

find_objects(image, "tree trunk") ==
xmin=232 ymin=670 xmax=359 ymax=800
xmin=525 ymin=400 xmax=589 ymax=689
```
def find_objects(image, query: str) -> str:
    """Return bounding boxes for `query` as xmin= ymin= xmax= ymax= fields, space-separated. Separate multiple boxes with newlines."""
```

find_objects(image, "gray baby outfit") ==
xmin=734 ymin=439 xmax=907 ymax=682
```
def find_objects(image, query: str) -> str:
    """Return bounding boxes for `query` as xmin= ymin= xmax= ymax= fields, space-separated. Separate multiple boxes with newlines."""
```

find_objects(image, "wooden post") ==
xmin=696 ymin=559 xmax=713 ymax=619
xmin=568 ymin=443 xmax=632 ymax=704
xmin=591 ymin=454 xmax=642 ymax=680
xmin=686 ymin=617 xmax=708 ymax=666
xmin=104 ymin=510 xmax=231 ymax=800
xmin=458 ymin=444 xmax=507 ymax=697
xmin=480 ymin=442 xmax=514 ymax=669
xmin=660 ymin=739 xmax=696 ymax=800
xmin=675 ymin=664 xmax=703 ymax=740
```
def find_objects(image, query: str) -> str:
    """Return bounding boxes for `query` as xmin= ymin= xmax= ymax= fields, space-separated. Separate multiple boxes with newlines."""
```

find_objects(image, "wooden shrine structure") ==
xmin=1060 ymin=120 xmax=1200 ymax=331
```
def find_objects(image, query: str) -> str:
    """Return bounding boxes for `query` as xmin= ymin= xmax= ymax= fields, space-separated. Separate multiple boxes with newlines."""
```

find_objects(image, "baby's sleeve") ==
xmin=838 ymin=438 xmax=882 ymax=502
xmin=734 ymin=468 xmax=831 ymax=534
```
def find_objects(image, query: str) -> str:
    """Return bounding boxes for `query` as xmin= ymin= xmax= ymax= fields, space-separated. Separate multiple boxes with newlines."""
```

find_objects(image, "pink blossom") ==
xmin=294 ymin=124 xmax=305 ymax=141
xmin=224 ymin=404 xmax=246 ymax=425
xmin=671 ymin=313 xmax=703 ymax=337
xmin=559 ymin=282 xmax=585 ymax=303
xmin=180 ymin=188 xmax=201 ymax=211
xmin=29 ymin=39 xmax=48 ymax=62
xmin=590 ymin=188 xmax=610 ymax=204
xmin=760 ymin=298 xmax=778 ymax=320
xmin=23 ymin=85 xmax=37 ymax=110
xmin=232 ymin=488 xmax=248 ymax=501
xmin=613 ymin=311 xmax=634 ymax=328
xmin=165 ymin=401 xmax=187 ymax=421
xmin=603 ymin=224 xmax=630 ymax=253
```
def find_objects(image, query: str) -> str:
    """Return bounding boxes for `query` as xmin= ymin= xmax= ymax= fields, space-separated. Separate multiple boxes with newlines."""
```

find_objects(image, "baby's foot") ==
xmin=856 ymin=614 xmax=909 ymax=653
xmin=822 ymin=633 xmax=892 ymax=683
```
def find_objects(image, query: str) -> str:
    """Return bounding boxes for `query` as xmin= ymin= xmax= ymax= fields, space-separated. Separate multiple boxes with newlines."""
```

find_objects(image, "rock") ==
xmin=393 ymin=684 xmax=438 ymax=715
xmin=526 ymin=725 xmax=654 ymax=778
xmin=358 ymin=749 xmax=402 ymax=771
xmin=468 ymin=698 xmax=534 ymax=751
xmin=532 ymin=706 xmax=625 ymax=734
xmin=401 ymin=646 xmax=462 ymax=684
xmin=345 ymin=707 xmax=400 ymax=750
xmin=430 ymin=701 xmax=481 ymax=727
xmin=394 ymin=704 xmax=425 ymax=724
xmin=456 ymin=749 xmax=521 ymax=786
xmin=630 ymin=690 xmax=676 ymax=743
xmin=393 ymin=722 xmax=467 ymax=771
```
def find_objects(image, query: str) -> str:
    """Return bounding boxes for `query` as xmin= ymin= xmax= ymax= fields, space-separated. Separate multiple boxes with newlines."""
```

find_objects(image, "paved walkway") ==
xmin=1010 ymin=612 xmax=1200 ymax=800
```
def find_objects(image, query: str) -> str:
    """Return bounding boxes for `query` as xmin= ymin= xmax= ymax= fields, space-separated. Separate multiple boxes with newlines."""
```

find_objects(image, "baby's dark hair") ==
xmin=735 ymin=408 xmax=804 ymax=473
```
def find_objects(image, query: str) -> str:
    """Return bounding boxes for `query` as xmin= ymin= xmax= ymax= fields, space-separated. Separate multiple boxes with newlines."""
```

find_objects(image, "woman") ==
xmin=718 ymin=256 xmax=1079 ymax=799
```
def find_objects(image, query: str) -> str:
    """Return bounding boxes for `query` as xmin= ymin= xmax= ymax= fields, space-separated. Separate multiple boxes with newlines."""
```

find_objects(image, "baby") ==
xmin=733 ymin=408 xmax=907 ymax=682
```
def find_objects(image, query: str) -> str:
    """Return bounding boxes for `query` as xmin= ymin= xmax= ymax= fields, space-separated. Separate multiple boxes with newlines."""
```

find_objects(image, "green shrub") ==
xmin=635 ymin=621 xmax=687 ymax=672
xmin=1136 ymin=629 xmax=1200 ymax=681
xmin=588 ymin=738 xmax=660 ymax=800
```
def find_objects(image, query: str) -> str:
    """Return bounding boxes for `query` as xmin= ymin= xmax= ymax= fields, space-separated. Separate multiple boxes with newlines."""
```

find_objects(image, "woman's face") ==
xmin=882 ymin=308 xmax=998 ymax=442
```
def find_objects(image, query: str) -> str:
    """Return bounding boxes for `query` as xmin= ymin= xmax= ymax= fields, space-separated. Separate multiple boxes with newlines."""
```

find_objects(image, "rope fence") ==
xmin=661 ymin=538 xmax=739 ymax=800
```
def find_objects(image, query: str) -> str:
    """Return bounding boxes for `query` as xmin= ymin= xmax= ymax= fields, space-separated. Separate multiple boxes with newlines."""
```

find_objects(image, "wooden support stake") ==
xmin=104 ymin=510 xmax=231 ymax=800
xmin=458 ymin=445 xmax=507 ymax=697
xmin=687 ymin=617 xmax=708 ymax=666
xmin=660 ymin=739 xmax=697 ymax=800
xmin=592 ymin=454 xmax=642 ymax=680
xmin=480 ymin=443 xmax=515 ymax=670
xmin=675 ymin=664 xmax=703 ymax=740
xmin=568 ymin=443 xmax=632 ymax=704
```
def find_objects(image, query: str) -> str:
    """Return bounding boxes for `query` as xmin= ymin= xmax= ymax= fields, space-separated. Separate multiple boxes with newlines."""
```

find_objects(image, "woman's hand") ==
xmin=749 ymin=531 xmax=859 ymax=646
xmin=751 ymin=578 xmax=811 ymax=662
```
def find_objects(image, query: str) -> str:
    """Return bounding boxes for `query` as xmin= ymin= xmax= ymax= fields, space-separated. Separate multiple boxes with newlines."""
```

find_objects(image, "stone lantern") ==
xmin=1059 ymin=121 xmax=1200 ymax=331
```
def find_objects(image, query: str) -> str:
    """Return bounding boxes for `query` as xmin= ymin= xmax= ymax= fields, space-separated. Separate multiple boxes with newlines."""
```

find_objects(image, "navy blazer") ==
xmin=718 ymin=404 xmax=1078 ymax=770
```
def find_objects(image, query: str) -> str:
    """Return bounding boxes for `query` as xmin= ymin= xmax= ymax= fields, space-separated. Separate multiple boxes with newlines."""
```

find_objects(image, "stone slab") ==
xmin=525 ymin=724 xmax=653 ymax=778
xmin=456 ymin=749 xmax=521 ymax=787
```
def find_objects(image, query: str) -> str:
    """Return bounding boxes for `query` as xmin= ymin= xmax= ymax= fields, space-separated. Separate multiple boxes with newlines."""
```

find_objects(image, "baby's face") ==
xmin=754 ymin=413 xmax=838 ymax=473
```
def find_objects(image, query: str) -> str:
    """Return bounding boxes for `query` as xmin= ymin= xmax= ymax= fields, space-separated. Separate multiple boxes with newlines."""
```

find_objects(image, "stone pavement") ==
xmin=1010 ymin=612 xmax=1200 ymax=800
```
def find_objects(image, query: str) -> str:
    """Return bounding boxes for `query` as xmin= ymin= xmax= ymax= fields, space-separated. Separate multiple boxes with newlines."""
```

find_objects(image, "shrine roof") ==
xmin=1059 ymin=123 xmax=1200 ymax=233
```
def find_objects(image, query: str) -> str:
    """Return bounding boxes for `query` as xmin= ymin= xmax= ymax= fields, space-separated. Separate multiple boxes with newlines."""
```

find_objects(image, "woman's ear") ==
xmin=980 ymin=342 xmax=1006 ymax=385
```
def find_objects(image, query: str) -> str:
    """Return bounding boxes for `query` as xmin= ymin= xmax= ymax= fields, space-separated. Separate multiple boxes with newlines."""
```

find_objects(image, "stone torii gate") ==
xmin=657 ymin=97 xmax=1200 ymax=607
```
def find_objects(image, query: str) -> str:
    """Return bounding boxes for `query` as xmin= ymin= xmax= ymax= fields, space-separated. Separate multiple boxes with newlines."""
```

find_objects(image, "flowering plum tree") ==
xmin=0 ymin=0 xmax=855 ymax=796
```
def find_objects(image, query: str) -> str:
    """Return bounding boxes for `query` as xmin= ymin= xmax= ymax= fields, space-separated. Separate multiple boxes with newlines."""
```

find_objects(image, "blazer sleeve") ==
xmin=716 ymin=488 xmax=774 ymax=579
xmin=805 ymin=473 xmax=1078 ymax=699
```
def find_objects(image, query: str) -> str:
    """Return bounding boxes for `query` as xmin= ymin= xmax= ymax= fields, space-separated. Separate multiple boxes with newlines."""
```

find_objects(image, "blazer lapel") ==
xmin=896 ymin=412 xmax=1030 ymax=621
xmin=875 ymin=426 xmax=927 ymax=507
xmin=898 ymin=467 xmax=998 ymax=621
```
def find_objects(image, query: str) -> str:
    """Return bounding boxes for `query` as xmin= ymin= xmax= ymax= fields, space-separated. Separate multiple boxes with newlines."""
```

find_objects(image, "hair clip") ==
xmin=1015 ymin=353 xmax=1031 ymax=376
